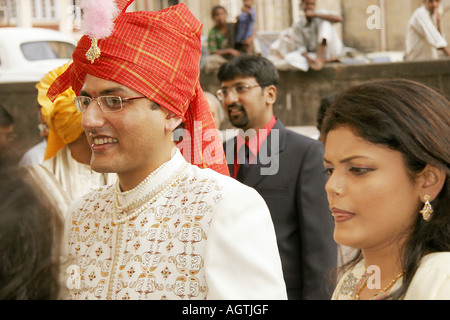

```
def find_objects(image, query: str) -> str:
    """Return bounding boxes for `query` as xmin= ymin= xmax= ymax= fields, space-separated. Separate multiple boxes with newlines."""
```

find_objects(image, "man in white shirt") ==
xmin=292 ymin=0 xmax=344 ymax=70
xmin=405 ymin=0 xmax=450 ymax=61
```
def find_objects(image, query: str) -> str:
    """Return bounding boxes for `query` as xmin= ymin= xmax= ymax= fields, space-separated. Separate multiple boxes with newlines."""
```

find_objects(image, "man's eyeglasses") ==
xmin=216 ymin=84 xmax=261 ymax=101
xmin=74 ymin=96 xmax=147 ymax=113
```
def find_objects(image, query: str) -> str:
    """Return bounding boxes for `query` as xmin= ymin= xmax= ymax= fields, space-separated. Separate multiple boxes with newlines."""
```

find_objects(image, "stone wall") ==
xmin=200 ymin=59 xmax=450 ymax=130
xmin=1 ymin=59 xmax=449 ymax=157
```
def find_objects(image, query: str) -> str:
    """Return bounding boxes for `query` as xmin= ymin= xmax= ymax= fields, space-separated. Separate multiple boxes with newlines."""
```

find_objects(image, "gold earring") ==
xmin=420 ymin=195 xmax=433 ymax=222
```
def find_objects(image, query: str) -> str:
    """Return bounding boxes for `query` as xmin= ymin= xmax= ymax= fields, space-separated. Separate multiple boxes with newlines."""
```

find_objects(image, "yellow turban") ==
xmin=36 ymin=62 xmax=84 ymax=160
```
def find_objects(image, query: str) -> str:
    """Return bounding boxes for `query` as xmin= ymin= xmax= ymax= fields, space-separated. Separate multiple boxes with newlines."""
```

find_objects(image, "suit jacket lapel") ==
xmin=243 ymin=120 xmax=287 ymax=187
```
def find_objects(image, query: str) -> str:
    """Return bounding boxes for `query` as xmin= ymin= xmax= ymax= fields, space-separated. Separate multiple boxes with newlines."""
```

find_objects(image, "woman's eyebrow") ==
xmin=323 ymin=155 xmax=370 ymax=164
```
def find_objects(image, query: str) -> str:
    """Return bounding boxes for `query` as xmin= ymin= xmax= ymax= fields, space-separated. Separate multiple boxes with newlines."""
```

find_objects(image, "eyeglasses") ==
xmin=216 ymin=84 xmax=261 ymax=101
xmin=74 ymin=96 xmax=147 ymax=113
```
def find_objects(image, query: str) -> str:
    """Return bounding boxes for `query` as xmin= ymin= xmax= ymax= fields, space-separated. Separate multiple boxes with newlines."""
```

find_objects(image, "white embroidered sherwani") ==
xmin=64 ymin=150 xmax=287 ymax=300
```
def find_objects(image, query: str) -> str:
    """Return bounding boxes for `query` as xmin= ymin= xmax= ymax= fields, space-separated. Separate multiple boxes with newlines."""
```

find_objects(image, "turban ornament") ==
xmin=81 ymin=0 xmax=120 ymax=63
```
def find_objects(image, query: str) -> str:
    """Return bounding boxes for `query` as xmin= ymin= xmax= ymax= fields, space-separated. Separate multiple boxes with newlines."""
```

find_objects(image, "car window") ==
xmin=20 ymin=41 xmax=75 ymax=61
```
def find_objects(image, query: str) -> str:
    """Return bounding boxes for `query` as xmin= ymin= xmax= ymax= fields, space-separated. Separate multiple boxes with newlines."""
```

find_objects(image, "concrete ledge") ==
xmin=200 ymin=59 xmax=450 ymax=128
xmin=1 ymin=59 xmax=449 ymax=155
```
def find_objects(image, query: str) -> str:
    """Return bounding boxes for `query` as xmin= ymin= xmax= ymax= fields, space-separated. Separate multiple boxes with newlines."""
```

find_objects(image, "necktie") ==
xmin=236 ymin=143 xmax=251 ymax=182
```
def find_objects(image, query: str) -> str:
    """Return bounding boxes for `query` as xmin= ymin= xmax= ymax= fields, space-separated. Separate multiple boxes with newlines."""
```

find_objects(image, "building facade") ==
xmin=1 ymin=0 xmax=449 ymax=53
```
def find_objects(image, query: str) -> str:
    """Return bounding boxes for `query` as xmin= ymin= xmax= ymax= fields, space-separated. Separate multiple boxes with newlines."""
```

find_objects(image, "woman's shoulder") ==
xmin=419 ymin=252 xmax=450 ymax=271
xmin=404 ymin=252 xmax=450 ymax=300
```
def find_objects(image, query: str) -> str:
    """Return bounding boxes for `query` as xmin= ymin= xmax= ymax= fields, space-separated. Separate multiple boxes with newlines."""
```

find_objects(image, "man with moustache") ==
xmin=218 ymin=55 xmax=337 ymax=300
xmin=48 ymin=2 xmax=286 ymax=300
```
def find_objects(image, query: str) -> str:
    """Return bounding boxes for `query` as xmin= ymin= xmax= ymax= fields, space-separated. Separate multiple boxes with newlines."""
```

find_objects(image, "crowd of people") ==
xmin=203 ymin=0 xmax=449 ymax=72
xmin=0 ymin=0 xmax=449 ymax=301
xmin=204 ymin=0 xmax=344 ymax=72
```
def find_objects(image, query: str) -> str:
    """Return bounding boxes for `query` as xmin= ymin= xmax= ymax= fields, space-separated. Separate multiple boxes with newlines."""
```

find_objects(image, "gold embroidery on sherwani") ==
xmin=66 ymin=164 xmax=224 ymax=300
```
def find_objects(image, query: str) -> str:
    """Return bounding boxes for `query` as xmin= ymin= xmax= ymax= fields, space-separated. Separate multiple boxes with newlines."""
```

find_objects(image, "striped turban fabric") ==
xmin=48 ymin=1 xmax=229 ymax=176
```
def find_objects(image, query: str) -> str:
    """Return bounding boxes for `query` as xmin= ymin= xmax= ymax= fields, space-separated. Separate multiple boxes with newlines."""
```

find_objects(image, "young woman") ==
xmin=321 ymin=79 xmax=450 ymax=300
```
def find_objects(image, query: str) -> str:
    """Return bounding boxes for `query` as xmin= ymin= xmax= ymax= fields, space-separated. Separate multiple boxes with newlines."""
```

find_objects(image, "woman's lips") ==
xmin=331 ymin=208 xmax=355 ymax=223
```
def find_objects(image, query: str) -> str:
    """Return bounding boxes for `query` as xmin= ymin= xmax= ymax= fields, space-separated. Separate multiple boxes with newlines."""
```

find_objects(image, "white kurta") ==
xmin=292 ymin=10 xmax=344 ymax=61
xmin=332 ymin=252 xmax=450 ymax=300
xmin=18 ymin=140 xmax=47 ymax=166
xmin=42 ymin=145 xmax=116 ymax=204
xmin=64 ymin=149 xmax=287 ymax=300
xmin=24 ymin=145 xmax=116 ymax=218
xmin=405 ymin=5 xmax=448 ymax=61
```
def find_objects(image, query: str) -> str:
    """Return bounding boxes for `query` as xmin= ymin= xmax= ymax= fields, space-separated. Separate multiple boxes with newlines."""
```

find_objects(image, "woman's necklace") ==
xmin=112 ymin=163 xmax=188 ymax=225
xmin=354 ymin=271 xmax=404 ymax=300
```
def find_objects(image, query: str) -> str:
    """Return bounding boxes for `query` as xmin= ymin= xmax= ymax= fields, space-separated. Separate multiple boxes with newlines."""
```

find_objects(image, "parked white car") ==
xmin=0 ymin=27 xmax=76 ymax=83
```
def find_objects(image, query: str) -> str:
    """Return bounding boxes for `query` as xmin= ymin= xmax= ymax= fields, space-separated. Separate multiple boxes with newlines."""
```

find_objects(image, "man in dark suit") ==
xmin=217 ymin=55 xmax=336 ymax=299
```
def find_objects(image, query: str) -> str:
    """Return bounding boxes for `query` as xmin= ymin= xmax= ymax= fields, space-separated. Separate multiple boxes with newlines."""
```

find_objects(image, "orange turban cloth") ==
xmin=47 ymin=1 xmax=229 ymax=176
xmin=37 ymin=62 xmax=84 ymax=160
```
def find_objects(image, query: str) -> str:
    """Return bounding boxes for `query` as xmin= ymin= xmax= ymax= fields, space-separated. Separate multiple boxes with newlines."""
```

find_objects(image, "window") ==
xmin=20 ymin=41 xmax=75 ymax=61
xmin=0 ymin=0 xmax=17 ymax=24
xmin=31 ymin=0 xmax=58 ymax=21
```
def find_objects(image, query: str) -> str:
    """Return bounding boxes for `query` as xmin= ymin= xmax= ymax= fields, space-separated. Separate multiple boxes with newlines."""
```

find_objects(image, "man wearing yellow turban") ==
xmin=48 ymin=1 xmax=286 ymax=300
xmin=23 ymin=63 xmax=116 ymax=217
xmin=37 ymin=62 xmax=84 ymax=161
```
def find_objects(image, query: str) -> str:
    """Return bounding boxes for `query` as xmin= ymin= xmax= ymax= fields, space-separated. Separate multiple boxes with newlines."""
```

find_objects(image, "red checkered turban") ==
xmin=47 ymin=1 xmax=228 ymax=176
